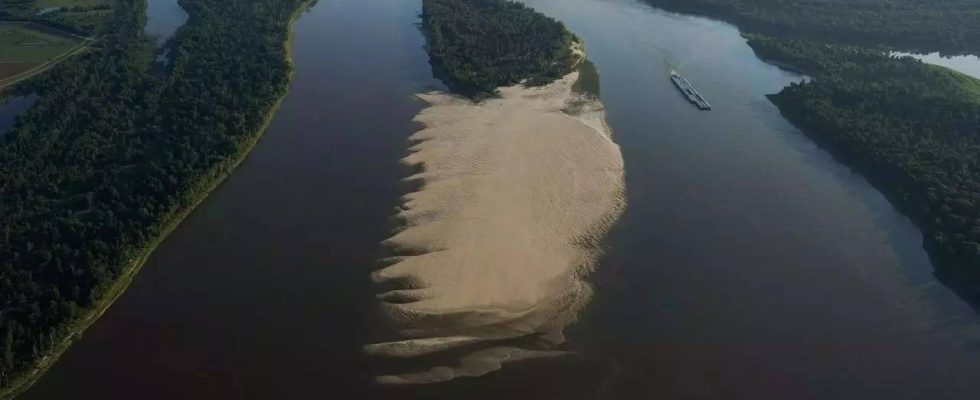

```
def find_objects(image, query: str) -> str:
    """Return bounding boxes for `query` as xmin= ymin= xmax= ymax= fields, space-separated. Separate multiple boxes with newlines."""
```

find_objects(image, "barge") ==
xmin=669 ymin=70 xmax=711 ymax=110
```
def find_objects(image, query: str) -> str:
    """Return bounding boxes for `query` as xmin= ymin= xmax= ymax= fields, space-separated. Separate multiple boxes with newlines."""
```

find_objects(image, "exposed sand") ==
xmin=367 ymin=71 xmax=625 ymax=383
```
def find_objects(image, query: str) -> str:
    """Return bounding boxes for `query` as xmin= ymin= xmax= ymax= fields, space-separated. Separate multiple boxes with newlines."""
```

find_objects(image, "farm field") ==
xmin=0 ymin=22 xmax=83 ymax=80
xmin=0 ymin=63 xmax=39 ymax=80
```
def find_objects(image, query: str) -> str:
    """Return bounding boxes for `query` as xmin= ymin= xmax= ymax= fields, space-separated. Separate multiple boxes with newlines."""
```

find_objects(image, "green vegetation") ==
xmin=0 ymin=22 xmax=89 ymax=85
xmin=746 ymin=35 xmax=980 ymax=298
xmin=0 ymin=0 xmax=116 ymax=36
xmin=0 ymin=23 xmax=81 ymax=64
xmin=421 ymin=0 xmax=580 ymax=97
xmin=646 ymin=0 xmax=980 ymax=55
xmin=0 ymin=0 xmax=310 ymax=396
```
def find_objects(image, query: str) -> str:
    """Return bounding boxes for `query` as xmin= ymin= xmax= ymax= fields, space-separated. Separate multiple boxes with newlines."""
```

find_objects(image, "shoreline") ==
xmin=750 ymin=41 xmax=980 ymax=310
xmin=0 ymin=2 xmax=313 ymax=398
xmin=766 ymin=90 xmax=980 ymax=308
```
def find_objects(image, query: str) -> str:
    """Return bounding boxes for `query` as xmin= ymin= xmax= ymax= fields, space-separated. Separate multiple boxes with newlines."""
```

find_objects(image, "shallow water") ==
xmin=893 ymin=52 xmax=980 ymax=80
xmin=0 ymin=94 xmax=37 ymax=136
xmin=19 ymin=0 xmax=980 ymax=399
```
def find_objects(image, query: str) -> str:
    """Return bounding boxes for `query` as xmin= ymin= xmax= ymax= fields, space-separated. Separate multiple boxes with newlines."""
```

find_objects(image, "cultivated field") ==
xmin=0 ymin=63 xmax=39 ymax=80
xmin=0 ymin=24 xmax=80 ymax=62
xmin=0 ymin=22 xmax=85 ymax=83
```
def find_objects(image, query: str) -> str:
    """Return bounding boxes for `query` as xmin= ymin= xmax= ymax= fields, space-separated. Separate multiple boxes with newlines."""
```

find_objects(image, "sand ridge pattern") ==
xmin=367 ymin=72 xmax=625 ymax=384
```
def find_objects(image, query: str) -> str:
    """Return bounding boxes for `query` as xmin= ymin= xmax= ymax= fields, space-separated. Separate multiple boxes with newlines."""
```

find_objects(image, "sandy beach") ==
xmin=367 ymin=71 xmax=625 ymax=384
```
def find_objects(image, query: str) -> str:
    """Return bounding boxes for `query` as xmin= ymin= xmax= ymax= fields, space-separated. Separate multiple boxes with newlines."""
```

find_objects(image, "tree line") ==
xmin=421 ymin=0 xmax=580 ymax=97
xmin=0 ymin=0 xmax=307 ymax=391
xmin=747 ymin=35 xmax=980 ymax=299
xmin=646 ymin=0 xmax=980 ymax=55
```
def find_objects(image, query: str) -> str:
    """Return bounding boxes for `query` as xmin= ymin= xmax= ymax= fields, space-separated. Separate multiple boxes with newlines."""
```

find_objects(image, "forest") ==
xmin=0 ymin=0 xmax=307 ymax=395
xmin=747 ymin=35 xmax=980 ymax=300
xmin=646 ymin=0 xmax=980 ymax=55
xmin=421 ymin=0 xmax=579 ymax=97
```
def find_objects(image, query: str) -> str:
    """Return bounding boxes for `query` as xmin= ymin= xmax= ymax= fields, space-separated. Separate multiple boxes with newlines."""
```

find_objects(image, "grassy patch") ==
xmin=923 ymin=64 xmax=980 ymax=104
xmin=0 ymin=23 xmax=82 ymax=64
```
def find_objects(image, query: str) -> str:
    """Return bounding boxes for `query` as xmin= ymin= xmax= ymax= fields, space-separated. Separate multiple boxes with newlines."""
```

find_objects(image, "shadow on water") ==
xmin=572 ymin=59 xmax=601 ymax=97
xmin=768 ymin=87 xmax=980 ymax=326
xmin=884 ymin=53 xmax=980 ymax=317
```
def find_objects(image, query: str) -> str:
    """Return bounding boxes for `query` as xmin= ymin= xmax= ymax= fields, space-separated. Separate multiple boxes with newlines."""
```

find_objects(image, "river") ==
xmin=19 ymin=0 xmax=980 ymax=399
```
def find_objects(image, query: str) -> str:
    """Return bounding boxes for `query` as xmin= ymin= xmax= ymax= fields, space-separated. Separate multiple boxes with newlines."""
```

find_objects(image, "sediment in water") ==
xmin=367 ymin=71 xmax=625 ymax=384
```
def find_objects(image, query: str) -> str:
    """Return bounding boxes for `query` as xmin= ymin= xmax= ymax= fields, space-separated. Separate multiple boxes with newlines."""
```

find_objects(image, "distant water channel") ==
xmin=0 ymin=94 xmax=37 ymax=136
xmin=893 ymin=51 xmax=980 ymax=80
xmin=144 ymin=0 xmax=188 ymax=46
xmin=20 ymin=0 xmax=980 ymax=399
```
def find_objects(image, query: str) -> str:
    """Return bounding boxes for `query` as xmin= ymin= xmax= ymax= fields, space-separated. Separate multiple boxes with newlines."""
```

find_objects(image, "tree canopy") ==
xmin=647 ymin=0 xmax=980 ymax=55
xmin=421 ymin=0 xmax=580 ymax=97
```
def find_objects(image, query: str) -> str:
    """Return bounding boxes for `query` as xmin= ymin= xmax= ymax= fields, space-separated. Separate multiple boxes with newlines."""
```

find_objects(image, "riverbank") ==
xmin=367 ymin=70 xmax=624 ymax=384
xmin=744 ymin=35 xmax=980 ymax=307
xmin=0 ymin=2 xmax=312 ymax=399
xmin=642 ymin=0 xmax=980 ymax=55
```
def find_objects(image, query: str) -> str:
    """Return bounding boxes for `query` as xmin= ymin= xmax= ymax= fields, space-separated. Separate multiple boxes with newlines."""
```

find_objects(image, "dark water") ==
xmin=525 ymin=0 xmax=980 ymax=398
xmin=0 ymin=94 xmax=37 ymax=136
xmin=144 ymin=0 xmax=188 ymax=46
xmin=20 ymin=0 xmax=980 ymax=399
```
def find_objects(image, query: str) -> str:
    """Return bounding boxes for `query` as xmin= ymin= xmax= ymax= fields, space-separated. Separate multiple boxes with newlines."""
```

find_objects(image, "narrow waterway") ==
xmin=0 ymin=94 xmax=37 ymax=136
xmin=893 ymin=51 xmax=980 ymax=80
xmin=144 ymin=0 xmax=187 ymax=46
xmin=19 ymin=0 xmax=980 ymax=399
